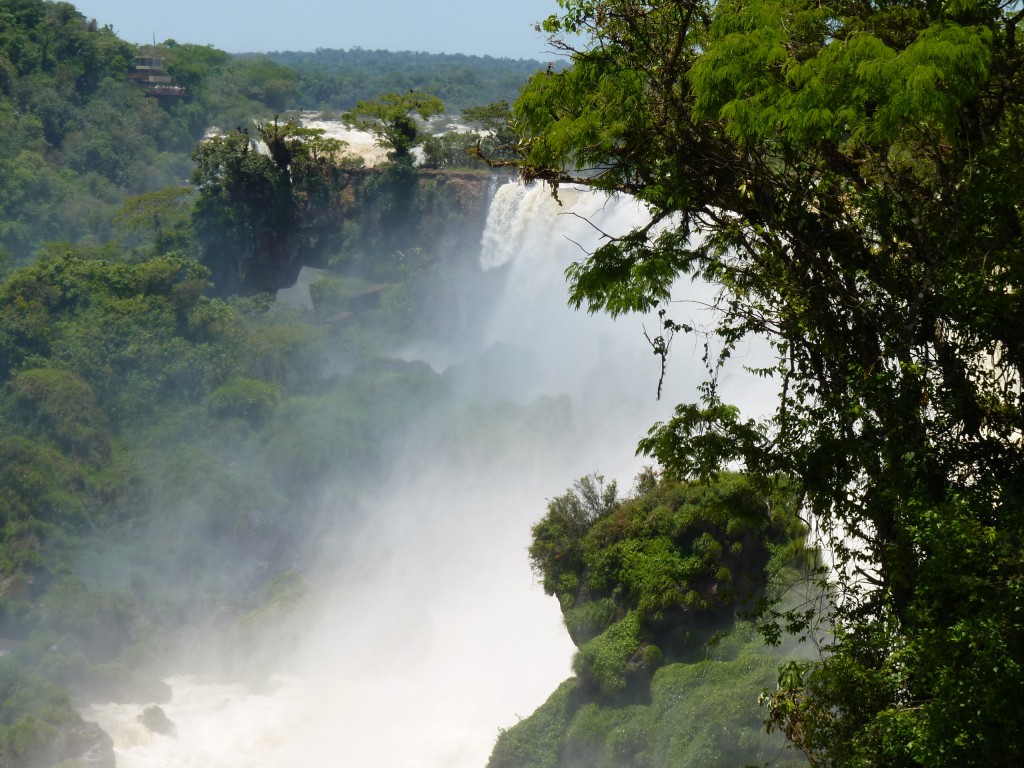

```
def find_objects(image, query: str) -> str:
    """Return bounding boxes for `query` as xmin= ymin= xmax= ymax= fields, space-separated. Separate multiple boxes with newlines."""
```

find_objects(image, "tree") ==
xmin=493 ymin=471 xmax=809 ymax=768
xmin=0 ymin=6 xmax=225 ymax=264
xmin=115 ymin=186 xmax=197 ymax=258
xmin=419 ymin=130 xmax=480 ymax=169
xmin=342 ymin=90 xmax=444 ymax=164
xmin=191 ymin=127 xmax=296 ymax=294
xmin=530 ymin=472 xmax=805 ymax=687
xmin=191 ymin=118 xmax=358 ymax=293
xmin=513 ymin=2 xmax=1024 ymax=766
xmin=463 ymin=100 xmax=519 ymax=162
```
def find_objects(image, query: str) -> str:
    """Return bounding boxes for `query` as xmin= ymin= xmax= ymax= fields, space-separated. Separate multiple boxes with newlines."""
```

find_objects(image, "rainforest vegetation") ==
xmin=0 ymin=0 xmax=310 ymax=267
xmin=0 ymin=0 xmax=538 ymax=269
xmin=496 ymin=0 xmax=1024 ymax=766
xmin=0 ymin=1 xmax=540 ymax=763
xmin=487 ymin=471 xmax=813 ymax=768
xmin=4 ymin=0 xmax=1023 ymax=767
xmin=263 ymin=47 xmax=556 ymax=114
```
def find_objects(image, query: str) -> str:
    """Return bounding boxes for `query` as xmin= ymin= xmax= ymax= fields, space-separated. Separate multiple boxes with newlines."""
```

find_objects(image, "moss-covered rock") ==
xmin=496 ymin=472 xmax=813 ymax=767
xmin=0 ymin=658 xmax=103 ymax=768
xmin=137 ymin=705 xmax=176 ymax=737
xmin=570 ymin=613 xmax=652 ymax=696
xmin=488 ymin=628 xmax=808 ymax=768
xmin=530 ymin=472 xmax=807 ymax=688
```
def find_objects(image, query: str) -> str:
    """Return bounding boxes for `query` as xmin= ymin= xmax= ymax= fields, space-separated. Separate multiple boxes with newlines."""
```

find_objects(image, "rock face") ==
xmin=55 ymin=721 xmax=116 ymax=768
xmin=138 ymin=704 xmax=177 ymax=737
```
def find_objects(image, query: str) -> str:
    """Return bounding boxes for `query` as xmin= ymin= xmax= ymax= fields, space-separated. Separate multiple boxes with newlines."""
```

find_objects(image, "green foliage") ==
xmin=515 ymin=1 xmax=1024 ymax=765
xmin=0 ymin=244 xmax=335 ymax=707
xmin=205 ymin=377 xmax=280 ymax=427
xmin=260 ymin=358 xmax=445 ymax=493
xmin=190 ymin=128 xmax=297 ymax=294
xmin=3 ymin=717 xmax=59 ymax=765
xmin=216 ymin=54 xmax=298 ymax=114
xmin=563 ymin=597 xmax=617 ymax=645
xmin=0 ymin=657 xmax=81 ymax=767
xmin=463 ymin=100 xmax=519 ymax=163
xmin=114 ymin=186 xmax=196 ymax=258
xmin=489 ymin=679 xmax=577 ymax=768
xmin=531 ymin=472 xmax=804 ymax=665
xmin=530 ymin=473 xmax=619 ymax=605
xmin=0 ymin=4 xmax=304 ymax=266
xmin=236 ymin=308 xmax=327 ymax=392
xmin=37 ymin=576 xmax=133 ymax=662
xmin=0 ymin=44 xmax=165 ymax=256
xmin=307 ymin=274 xmax=371 ymax=319
xmin=0 ymin=436 xmax=90 ymax=530
xmin=266 ymin=48 xmax=552 ymax=113
xmin=230 ymin=569 xmax=314 ymax=671
xmin=5 ymin=368 xmax=111 ymax=465
xmin=763 ymin=496 xmax=1024 ymax=767
xmin=571 ymin=611 xmax=646 ymax=695
xmin=420 ymin=130 xmax=482 ymax=170
xmin=191 ymin=118 xmax=360 ymax=293
xmin=530 ymin=470 xmax=806 ymax=710
xmin=342 ymin=91 xmax=444 ymax=164
xmin=0 ymin=659 xmax=77 ymax=728
xmin=0 ymin=252 xmax=232 ymax=424
xmin=488 ymin=625 xmax=807 ymax=768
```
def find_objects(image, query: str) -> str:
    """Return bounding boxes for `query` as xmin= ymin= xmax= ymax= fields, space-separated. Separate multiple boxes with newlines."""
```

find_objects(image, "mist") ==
xmin=75 ymin=180 xmax=778 ymax=766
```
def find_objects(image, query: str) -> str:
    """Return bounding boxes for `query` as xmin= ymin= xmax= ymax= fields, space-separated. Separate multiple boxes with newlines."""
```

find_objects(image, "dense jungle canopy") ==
xmin=0 ymin=1 xmax=547 ymax=763
xmin=507 ymin=0 xmax=1024 ymax=765
xmin=3 ymin=0 xmax=1024 ymax=766
xmin=0 ymin=0 xmax=541 ymax=268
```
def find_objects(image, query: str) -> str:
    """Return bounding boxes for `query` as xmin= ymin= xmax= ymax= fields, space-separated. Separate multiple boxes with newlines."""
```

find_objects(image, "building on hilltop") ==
xmin=128 ymin=52 xmax=186 ymax=98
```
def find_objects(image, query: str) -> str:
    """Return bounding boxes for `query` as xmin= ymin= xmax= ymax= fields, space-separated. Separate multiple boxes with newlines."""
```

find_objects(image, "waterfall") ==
xmin=82 ymin=181 xmax=773 ymax=766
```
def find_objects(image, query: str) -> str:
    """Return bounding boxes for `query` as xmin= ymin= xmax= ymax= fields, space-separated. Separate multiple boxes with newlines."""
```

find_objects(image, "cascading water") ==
xmin=82 ymin=181 xmax=774 ymax=766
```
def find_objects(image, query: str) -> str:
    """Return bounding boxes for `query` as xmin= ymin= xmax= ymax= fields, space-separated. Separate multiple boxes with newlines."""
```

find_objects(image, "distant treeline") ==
xmin=0 ymin=0 xmax=542 ymax=268
xmin=260 ymin=47 xmax=554 ymax=113
xmin=0 ymin=0 xmax=311 ymax=265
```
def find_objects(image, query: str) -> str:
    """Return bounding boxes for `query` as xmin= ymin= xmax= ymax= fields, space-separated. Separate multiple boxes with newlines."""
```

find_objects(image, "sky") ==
xmin=74 ymin=0 xmax=564 ymax=60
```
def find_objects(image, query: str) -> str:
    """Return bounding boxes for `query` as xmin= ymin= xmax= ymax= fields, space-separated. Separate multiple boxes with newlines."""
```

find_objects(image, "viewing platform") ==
xmin=128 ymin=53 xmax=186 ymax=97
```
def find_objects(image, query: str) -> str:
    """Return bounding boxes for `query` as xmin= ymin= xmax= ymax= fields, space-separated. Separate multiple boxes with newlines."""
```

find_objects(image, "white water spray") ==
xmin=84 ymin=181 xmax=774 ymax=766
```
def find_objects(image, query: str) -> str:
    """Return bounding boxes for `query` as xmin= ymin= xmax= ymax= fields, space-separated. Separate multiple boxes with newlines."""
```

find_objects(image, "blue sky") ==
xmin=75 ymin=1 xmax=564 ymax=60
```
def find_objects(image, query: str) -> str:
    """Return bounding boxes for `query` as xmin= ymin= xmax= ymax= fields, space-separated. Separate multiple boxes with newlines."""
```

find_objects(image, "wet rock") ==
xmin=55 ymin=721 xmax=116 ymax=768
xmin=138 ymin=704 xmax=177 ymax=736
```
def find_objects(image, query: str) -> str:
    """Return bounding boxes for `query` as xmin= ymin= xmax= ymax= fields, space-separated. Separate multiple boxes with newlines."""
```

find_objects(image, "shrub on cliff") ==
xmin=530 ymin=471 xmax=806 ymax=693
